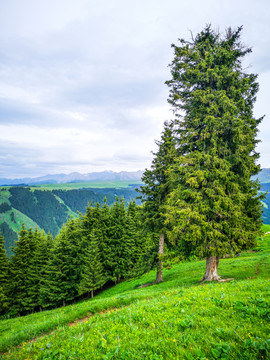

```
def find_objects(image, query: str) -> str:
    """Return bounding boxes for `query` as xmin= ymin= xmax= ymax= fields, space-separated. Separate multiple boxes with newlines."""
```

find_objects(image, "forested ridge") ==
xmin=0 ymin=198 xmax=158 ymax=316
xmin=0 ymin=186 xmax=139 ymax=256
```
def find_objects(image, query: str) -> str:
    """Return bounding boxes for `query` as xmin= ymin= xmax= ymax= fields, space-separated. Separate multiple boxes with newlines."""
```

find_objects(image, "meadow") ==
xmin=0 ymin=226 xmax=269 ymax=359
xmin=36 ymin=180 xmax=143 ymax=190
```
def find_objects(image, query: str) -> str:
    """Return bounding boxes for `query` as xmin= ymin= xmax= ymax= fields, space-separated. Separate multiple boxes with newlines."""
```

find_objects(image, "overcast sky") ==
xmin=0 ymin=0 xmax=269 ymax=178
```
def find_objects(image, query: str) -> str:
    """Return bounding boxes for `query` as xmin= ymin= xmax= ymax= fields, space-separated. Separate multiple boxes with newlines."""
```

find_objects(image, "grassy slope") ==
xmin=0 ymin=188 xmax=77 ymax=255
xmin=0 ymin=208 xmax=40 ymax=233
xmin=36 ymin=180 xmax=143 ymax=190
xmin=1 ymin=228 xmax=269 ymax=359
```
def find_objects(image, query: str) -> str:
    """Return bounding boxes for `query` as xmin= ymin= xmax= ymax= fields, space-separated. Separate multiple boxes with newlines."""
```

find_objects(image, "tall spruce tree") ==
xmin=165 ymin=25 xmax=264 ymax=281
xmin=139 ymin=121 xmax=177 ymax=282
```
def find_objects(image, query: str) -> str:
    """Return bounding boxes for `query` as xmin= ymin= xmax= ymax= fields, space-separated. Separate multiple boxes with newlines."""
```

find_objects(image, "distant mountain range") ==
xmin=1 ymin=168 xmax=270 ymax=186
xmin=0 ymin=170 xmax=144 ymax=186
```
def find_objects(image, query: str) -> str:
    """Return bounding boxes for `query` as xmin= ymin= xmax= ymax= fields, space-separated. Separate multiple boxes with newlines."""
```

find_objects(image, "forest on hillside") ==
xmin=0 ymin=186 xmax=139 ymax=256
xmin=0 ymin=199 xmax=161 ymax=316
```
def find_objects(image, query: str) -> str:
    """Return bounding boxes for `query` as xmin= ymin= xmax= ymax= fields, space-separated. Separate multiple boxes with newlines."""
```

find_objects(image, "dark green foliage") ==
xmin=138 ymin=121 xmax=178 ymax=278
xmin=0 ymin=222 xmax=18 ymax=257
xmin=9 ymin=187 xmax=70 ymax=236
xmin=6 ymin=226 xmax=53 ymax=314
xmin=52 ymin=188 xmax=139 ymax=213
xmin=0 ymin=203 xmax=12 ymax=213
xmin=29 ymin=230 xmax=53 ymax=310
xmin=0 ymin=233 xmax=9 ymax=313
xmin=139 ymin=121 xmax=177 ymax=233
xmin=40 ymin=219 xmax=82 ymax=308
xmin=1 ymin=198 xmax=155 ymax=316
xmin=78 ymin=231 xmax=105 ymax=298
xmin=1 ymin=186 xmax=140 ymax=254
xmin=165 ymin=25 xmax=264 ymax=259
xmin=106 ymin=198 xmax=128 ymax=283
xmin=8 ymin=225 xmax=38 ymax=314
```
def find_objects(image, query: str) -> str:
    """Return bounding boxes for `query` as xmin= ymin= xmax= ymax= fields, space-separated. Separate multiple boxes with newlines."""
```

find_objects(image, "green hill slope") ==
xmin=0 ymin=208 xmax=40 ymax=256
xmin=1 ymin=226 xmax=269 ymax=359
xmin=0 ymin=183 xmax=139 ymax=255
xmin=0 ymin=187 xmax=78 ymax=255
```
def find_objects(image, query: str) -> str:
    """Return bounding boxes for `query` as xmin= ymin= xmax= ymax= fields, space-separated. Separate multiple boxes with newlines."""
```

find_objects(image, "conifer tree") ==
xmin=8 ymin=225 xmax=39 ymax=314
xmin=33 ymin=230 xmax=53 ymax=310
xmin=107 ymin=197 xmax=127 ymax=283
xmin=139 ymin=121 xmax=177 ymax=282
xmin=165 ymin=25 xmax=264 ymax=281
xmin=40 ymin=219 xmax=82 ymax=307
xmin=99 ymin=198 xmax=111 ymax=280
xmin=78 ymin=231 xmax=105 ymax=298
xmin=123 ymin=200 xmax=141 ymax=275
xmin=0 ymin=233 xmax=9 ymax=314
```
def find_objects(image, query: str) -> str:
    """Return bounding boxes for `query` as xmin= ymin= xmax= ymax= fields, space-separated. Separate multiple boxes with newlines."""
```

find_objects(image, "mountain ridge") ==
xmin=0 ymin=170 xmax=144 ymax=186
xmin=1 ymin=168 xmax=270 ymax=186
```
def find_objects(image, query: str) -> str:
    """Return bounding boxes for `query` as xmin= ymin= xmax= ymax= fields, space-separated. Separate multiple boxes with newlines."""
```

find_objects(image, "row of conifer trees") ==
xmin=0 ymin=198 xmax=157 ymax=316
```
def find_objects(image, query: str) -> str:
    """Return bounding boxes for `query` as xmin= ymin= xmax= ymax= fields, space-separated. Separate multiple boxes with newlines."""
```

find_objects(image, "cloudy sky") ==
xmin=0 ymin=0 xmax=269 ymax=178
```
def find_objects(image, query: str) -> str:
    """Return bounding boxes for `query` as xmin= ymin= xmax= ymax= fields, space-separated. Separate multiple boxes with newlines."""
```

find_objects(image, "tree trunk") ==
xmin=91 ymin=290 xmax=94 ymax=299
xmin=155 ymin=233 xmax=164 ymax=283
xmin=202 ymin=256 xmax=221 ymax=281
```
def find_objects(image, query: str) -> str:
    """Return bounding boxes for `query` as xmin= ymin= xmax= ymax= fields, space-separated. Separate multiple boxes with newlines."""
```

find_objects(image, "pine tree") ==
xmin=81 ymin=200 xmax=109 ymax=281
xmin=165 ymin=25 xmax=264 ymax=281
xmin=78 ymin=231 xmax=105 ymax=298
xmin=8 ymin=225 xmax=41 ymax=314
xmin=138 ymin=121 xmax=177 ymax=282
xmin=123 ymin=200 xmax=142 ymax=275
xmin=107 ymin=197 xmax=128 ymax=283
xmin=32 ymin=230 xmax=53 ymax=310
xmin=0 ymin=232 xmax=9 ymax=314
xmin=40 ymin=219 xmax=82 ymax=307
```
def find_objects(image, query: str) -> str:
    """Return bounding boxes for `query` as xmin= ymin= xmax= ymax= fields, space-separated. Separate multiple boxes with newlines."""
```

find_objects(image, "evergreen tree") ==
xmin=33 ymin=230 xmax=53 ymax=310
xmin=0 ymin=232 xmax=9 ymax=314
xmin=138 ymin=121 xmax=177 ymax=282
xmin=106 ymin=197 xmax=128 ymax=283
xmin=98 ymin=198 xmax=111 ymax=280
xmin=78 ymin=231 xmax=105 ymax=298
xmin=123 ymin=200 xmax=141 ymax=275
xmin=165 ymin=25 xmax=264 ymax=280
xmin=40 ymin=219 xmax=82 ymax=307
xmin=8 ymin=225 xmax=38 ymax=314
xmin=82 ymin=201 xmax=109 ymax=281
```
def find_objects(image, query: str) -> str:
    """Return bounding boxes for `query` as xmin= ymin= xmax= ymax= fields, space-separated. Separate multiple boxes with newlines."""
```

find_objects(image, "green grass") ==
xmin=0 ymin=190 xmax=11 ymax=205
xmin=0 ymin=209 xmax=40 ymax=233
xmin=1 ymin=231 xmax=269 ymax=359
xmin=31 ymin=180 xmax=143 ymax=190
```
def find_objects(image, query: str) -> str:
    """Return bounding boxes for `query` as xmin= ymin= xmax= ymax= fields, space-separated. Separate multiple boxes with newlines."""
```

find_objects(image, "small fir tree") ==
xmin=78 ymin=231 xmax=105 ymax=298
xmin=138 ymin=121 xmax=177 ymax=282
xmin=40 ymin=219 xmax=82 ymax=307
xmin=8 ymin=225 xmax=39 ymax=314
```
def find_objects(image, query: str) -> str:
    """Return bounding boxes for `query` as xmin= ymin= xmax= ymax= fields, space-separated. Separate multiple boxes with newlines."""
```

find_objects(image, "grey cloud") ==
xmin=0 ymin=0 xmax=269 ymax=178
xmin=0 ymin=99 xmax=45 ymax=124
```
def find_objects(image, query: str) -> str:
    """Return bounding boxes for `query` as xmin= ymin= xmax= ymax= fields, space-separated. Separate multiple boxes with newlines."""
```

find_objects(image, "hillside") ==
xmin=255 ymin=168 xmax=270 ymax=183
xmin=1 ymin=226 xmax=269 ymax=359
xmin=0 ymin=182 xmax=140 ymax=256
